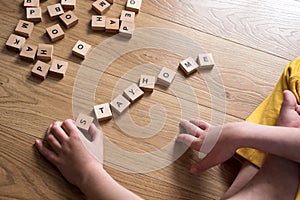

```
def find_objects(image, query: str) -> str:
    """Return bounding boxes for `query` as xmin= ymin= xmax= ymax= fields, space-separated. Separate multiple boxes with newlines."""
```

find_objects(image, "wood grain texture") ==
xmin=0 ymin=0 xmax=296 ymax=199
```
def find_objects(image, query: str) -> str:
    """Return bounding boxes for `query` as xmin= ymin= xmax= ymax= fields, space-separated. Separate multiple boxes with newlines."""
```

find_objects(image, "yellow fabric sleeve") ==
xmin=236 ymin=56 xmax=300 ymax=199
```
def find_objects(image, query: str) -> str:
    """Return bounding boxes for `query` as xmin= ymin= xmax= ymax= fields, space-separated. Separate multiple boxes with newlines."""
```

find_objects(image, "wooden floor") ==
xmin=1 ymin=0 xmax=300 ymax=199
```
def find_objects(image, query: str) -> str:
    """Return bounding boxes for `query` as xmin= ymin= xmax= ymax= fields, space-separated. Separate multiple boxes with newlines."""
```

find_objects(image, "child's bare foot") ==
xmin=35 ymin=119 xmax=104 ymax=187
xmin=277 ymin=90 xmax=300 ymax=127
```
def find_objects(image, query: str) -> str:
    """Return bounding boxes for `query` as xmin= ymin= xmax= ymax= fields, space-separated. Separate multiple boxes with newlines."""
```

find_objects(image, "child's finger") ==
xmin=35 ymin=139 xmax=59 ymax=165
xmin=62 ymin=119 xmax=79 ymax=137
xmin=189 ymin=119 xmax=210 ymax=130
xmin=89 ymin=123 xmax=103 ymax=142
xmin=180 ymin=119 xmax=203 ymax=137
xmin=51 ymin=121 xmax=69 ymax=143
xmin=176 ymin=134 xmax=200 ymax=151
xmin=46 ymin=134 xmax=62 ymax=153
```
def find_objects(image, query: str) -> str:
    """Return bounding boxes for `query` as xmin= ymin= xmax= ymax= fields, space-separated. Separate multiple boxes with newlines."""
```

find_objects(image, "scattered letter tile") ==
xmin=91 ymin=15 xmax=106 ymax=31
xmin=31 ymin=60 xmax=50 ymax=80
xmin=6 ymin=34 xmax=26 ymax=52
xmin=92 ymin=0 xmax=111 ymax=15
xmin=37 ymin=44 xmax=54 ymax=62
xmin=123 ymin=83 xmax=144 ymax=102
xmin=179 ymin=57 xmax=199 ymax=75
xmin=139 ymin=75 xmax=156 ymax=92
xmin=46 ymin=24 xmax=65 ymax=42
xmin=110 ymin=95 xmax=131 ymax=114
xmin=94 ymin=103 xmax=112 ymax=121
xmin=59 ymin=10 xmax=78 ymax=28
xmin=157 ymin=67 xmax=176 ymax=87
xmin=198 ymin=53 xmax=215 ymax=69
xmin=19 ymin=44 xmax=37 ymax=61
xmin=49 ymin=59 xmax=68 ymax=78
xmin=15 ymin=20 xmax=34 ymax=38
xmin=72 ymin=40 xmax=92 ymax=59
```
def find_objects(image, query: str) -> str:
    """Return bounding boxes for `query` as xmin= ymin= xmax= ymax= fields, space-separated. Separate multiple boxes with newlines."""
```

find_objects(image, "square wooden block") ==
xmin=94 ymin=103 xmax=112 ymax=122
xmin=123 ymin=83 xmax=144 ymax=102
xmin=26 ymin=7 xmax=42 ymax=22
xmin=120 ymin=10 xmax=135 ymax=22
xmin=157 ymin=67 xmax=176 ymax=87
xmin=198 ymin=53 xmax=215 ymax=69
xmin=179 ymin=57 xmax=199 ymax=75
xmin=139 ymin=75 xmax=155 ymax=92
xmin=126 ymin=0 xmax=142 ymax=13
xmin=31 ymin=60 xmax=50 ymax=80
xmin=72 ymin=40 xmax=92 ymax=59
xmin=105 ymin=18 xmax=120 ymax=33
xmin=110 ymin=95 xmax=131 ymax=114
xmin=37 ymin=44 xmax=53 ymax=62
xmin=19 ymin=44 xmax=37 ymax=61
xmin=46 ymin=24 xmax=65 ymax=42
xmin=49 ymin=59 xmax=68 ymax=78
xmin=92 ymin=0 xmax=111 ymax=15
xmin=47 ymin=3 xmax=64 ymax=20
xmin=61 ymin=0 xmax=76 ymax=10
xmin=59 ymin=10 xmax=78 ymax=28
xmin=91 ymin=15 xmax=106 ymax=31
xmin=15 ymin=20 xmax=34 ymax=38
xmin=24 ymin=0 xmax=39 ymax=7
xmin=75 ymin=113 xmax=94 ymax=133
xmin=6 ymin=34 xmax=26 ymax=52
xmin=119 ymin=21 xmax=134 ymax=38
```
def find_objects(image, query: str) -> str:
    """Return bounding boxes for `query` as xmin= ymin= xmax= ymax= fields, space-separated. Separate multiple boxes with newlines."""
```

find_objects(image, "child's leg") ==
xmin=223 ymin=90 xmax=300 ymax=199
xmin=227 ymin=154 xmax=299 ymax=200
xmin=221 ymin=161 xmax=258 ymax=199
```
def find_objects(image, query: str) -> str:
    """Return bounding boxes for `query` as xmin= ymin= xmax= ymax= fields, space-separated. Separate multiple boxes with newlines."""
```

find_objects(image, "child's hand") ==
xmin=177 ymin=119 xmax=239 ymax=174
xmin=35 ymin=119 xmax=104 ymax=187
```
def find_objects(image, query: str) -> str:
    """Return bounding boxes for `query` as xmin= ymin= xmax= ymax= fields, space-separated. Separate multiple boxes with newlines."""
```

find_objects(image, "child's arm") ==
xmin=178 ymin=120 xmax=300 ymax=174
xmin=35 ymin=120 xmax=142 ymax=200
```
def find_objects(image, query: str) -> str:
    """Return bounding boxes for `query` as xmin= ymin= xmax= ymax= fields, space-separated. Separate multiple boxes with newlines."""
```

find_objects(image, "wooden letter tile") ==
xmin=72 ymin=40 xmax=92 ymax=59
xmin=59 ymin=10 xmax=78 ymax=28
xmin=123 ymin=83 xmax=144 ymax=102
xmin=179 ymin=57 xmax=199 ymax=75
xmin=157 ymin=67 xmax=176 ymax=87
xmin=37 ymin=44 xmax=53 ymax=62
xmin=119 ymin=21 xmax=134 ymax=38
xmin=61 ymin=0 xmax=76 ymax=10
xmin=46 ymin=24 xmax=65 ymax=42
xmin=75 ymin=113 xmax=94 ymax=133
xmin=92 ymin=0 xmax=111 ymax=15
xmin=105 ymin=18 xmax=120 ymax=33
xmin=15 ymin=20 xmax=34 ymax=38
xmin=49 ymin=59 xmax=68 ymax=78
xmin=91 ymin=15 xmax=106 ymax=31
xmin=94 ymin=103 xmax=112 ymax=122
xmin=19 ymin=44 xmax=37 ymax=61
xmin=110 ymin=95 xmax=131 ymax=114
xmin=120 ymin=10 xmax=135 ymax=22
xmin=126 ymin=0 xmax=142 ymax=13
xmin=6 ymin=34 xmax=26 ymax=52
xmin=139 ymin=75 xmax=155 ymax=92
xmin=47 ymin=3 xmax=64 ymax=20
xmin=31 ymin=60 xmax=50 ymax=80
xmin=24 ymin=0 xmax=39 ymax=7
xmin=198 ymin=53 xmax=215 ymax=69
xmin=26 ymin=7 xmax=42 ymax=22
